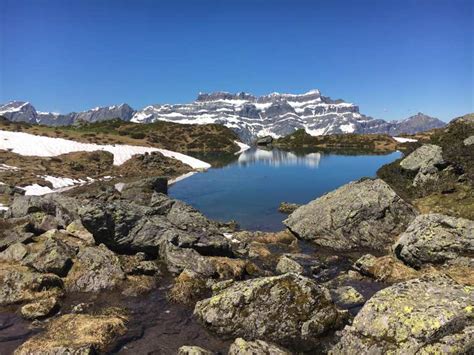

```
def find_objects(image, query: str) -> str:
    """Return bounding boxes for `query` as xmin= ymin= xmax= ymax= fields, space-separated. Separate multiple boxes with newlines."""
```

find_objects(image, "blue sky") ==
xmin=0 ymin=0 xmax=472 ymax=121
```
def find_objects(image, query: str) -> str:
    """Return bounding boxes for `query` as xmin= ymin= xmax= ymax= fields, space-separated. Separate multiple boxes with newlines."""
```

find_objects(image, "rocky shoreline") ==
xmin=0 ymin=115 xmax=473 ymax=354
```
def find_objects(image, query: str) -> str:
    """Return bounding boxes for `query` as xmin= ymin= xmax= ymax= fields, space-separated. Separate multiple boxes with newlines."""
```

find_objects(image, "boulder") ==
xmin=194 ymin=273 xmax=347 ymax=350
xmin=228 ymin=338 xmax=291 ymax=354
xmin=399 ymin=144 xmax=446 ymax=187
xmin=22 ymin=236 xmax=76 ymax=277
xmin=0 ymin=262 xmax=63 ymax=306
xmin=353 ymin=254 xmax=419 ymax=283
xmin=7 ymin=194 xmax=80 ymax=228
xmin=14 ymin=313 xmax=127 ymax=354
xmin=79 ymin=197 xmax=232 ymax=256
xmin=66 ymin=220 xmax=95 ymax=245
xmin=65 ymin=244 xmax=126 ymax=292
xmin=284 ymin=179 xmax=417 ymax=251
xmin=177 ymin=345 xmax=214 ymax=355
xmin=331 ymin=275 xmax=474 ymax=354
xmin=20 ymin=296 xmax=59 ymax=320
xmin=276 ymin=253 xmax=321 ymax=276
xmin=278 ymin=202 xmax=301 ymax=214
xmin=0 ymin=242 xmax=29 ymax=262
xmin=399 ymin=144 xmax=445 ymax=171
xmin=394 ymin=214 xmax=474 ymax=268
xmin=330 ymin=286 xmax=365 ymax=309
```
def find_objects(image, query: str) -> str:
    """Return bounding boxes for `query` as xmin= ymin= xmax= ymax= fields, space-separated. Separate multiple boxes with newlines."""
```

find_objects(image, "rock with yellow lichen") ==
xmin=194 ymin=273 xmax=347 ymax=350
xmin=14 ymin=313 xmax=127 ymax=354
xmin=394 ymin=213 xmax=474 ymax=268
xmin=330 ymin=275 xmax=474 ymax=354
xmin=228 ymin=338 xmax=291 ymax=354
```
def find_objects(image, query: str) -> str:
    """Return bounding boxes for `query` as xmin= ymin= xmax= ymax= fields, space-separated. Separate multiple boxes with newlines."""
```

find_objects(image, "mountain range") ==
xmin=0 ymin=90 xmax=446 ymax=142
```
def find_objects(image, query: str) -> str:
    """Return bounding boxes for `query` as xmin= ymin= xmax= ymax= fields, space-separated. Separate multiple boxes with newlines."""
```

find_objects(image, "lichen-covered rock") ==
xmin=7 ymin=193 xmax=80 ymax=228
xmin=278 ymin=202 xmax=301 ymax=214
xmin=14 ymin=313 xmax=127 ymax=354
xmin=276 ymin=253 xmax=321 ymax=276
xmin=399 ymin=144 xmax=446 ymax=187
xmin=177 ymin=345 xmax=214 ymax=355
xmin=0 ymin=262 xmax=63 ymax=306
xmin=330 ymin=286 xmax=365 ymax=308
xmin=20 ymin=296 xmax=59 ymax=320
xmin=194 ymin=273 xmax=347 ymax=349
xmin=22 ymin=236 xmax=76 ymax=277
xmin=65 ymin=244 xmax=126 ymax=292
xmin=228 ymin=338 xmax=291 ymax=355
xmin=284 ymin=179 xmax=417 ymax=251
xmin=353 ymin=254 xmax=419 ymax=283
xmin=400 ymin=144 xmax=445 ymax=171
xmin=0 ymin=242 xmax=29 ymax=262
xmin=394 ymin=213 xmax=474 ymax=268
xmin=66 ymin=220 xmax=95 ymax=246
xmin=331 ymin=275 xmax=474 ymax=354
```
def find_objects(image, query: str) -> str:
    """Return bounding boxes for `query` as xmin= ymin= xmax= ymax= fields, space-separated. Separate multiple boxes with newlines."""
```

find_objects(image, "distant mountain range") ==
xmin=0 ymin=90 xmax=446 ymax=142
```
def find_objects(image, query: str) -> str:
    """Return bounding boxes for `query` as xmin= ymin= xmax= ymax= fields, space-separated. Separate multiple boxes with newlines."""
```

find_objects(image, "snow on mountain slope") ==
xmin=0 ymin=130 xmax=210 ymax=169
xmin=1 ymin=90 xmax=446 ymax=143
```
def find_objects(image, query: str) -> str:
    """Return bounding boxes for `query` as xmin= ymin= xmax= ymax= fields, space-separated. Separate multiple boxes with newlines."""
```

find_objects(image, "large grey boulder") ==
xmin=394 ymin=214 xmax=474 ymax=268
xmin=194 ymin=273 xmax=347 ymax=350
xmin=399 ymin=144 xmax=446 ymax=187
xmin=400 ymin=144 xmax=445 ymax=171
xmin=284 ymin=179 xmax=417 ymax=251
xmin=331 ymin=275 xmax=474 ymax=354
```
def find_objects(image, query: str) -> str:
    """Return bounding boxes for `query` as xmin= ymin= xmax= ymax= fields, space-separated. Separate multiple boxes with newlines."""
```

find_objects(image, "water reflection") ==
xmin=237 ymin=148 xmax=321 ymax=168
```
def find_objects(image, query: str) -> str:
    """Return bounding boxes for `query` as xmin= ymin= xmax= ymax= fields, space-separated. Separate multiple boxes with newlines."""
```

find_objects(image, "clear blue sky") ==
xmin=0 ymin=0 xmax=472 ymax=121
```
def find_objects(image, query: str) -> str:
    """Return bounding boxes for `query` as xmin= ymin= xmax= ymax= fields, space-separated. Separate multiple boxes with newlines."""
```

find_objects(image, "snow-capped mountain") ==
xmin=0 ymin=90 xmax=446 ymax=142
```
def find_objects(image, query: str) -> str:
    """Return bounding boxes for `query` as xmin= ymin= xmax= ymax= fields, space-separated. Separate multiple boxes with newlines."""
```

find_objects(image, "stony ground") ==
xmin=0 ymin=114 xmax=472 ymax=354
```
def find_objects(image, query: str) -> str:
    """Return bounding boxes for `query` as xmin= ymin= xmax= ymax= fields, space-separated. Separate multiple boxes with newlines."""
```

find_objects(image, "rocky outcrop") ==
xmin=14 ymin=313 xmax=127 ymax=354
xmin=284 ymin=179 xmax=417 ymax=251
xmin=256 ymin=136 xmax=273 ymax=145
xmin=79 ymin=194 xmax=232 ymax=257
xmin=119 ymin=176 xmax=168 ymax=203
xmin=331 ymin=275 xmax=473 ymax=354
xmin=194 ymin=273 xmax=347 ymax=349
xmin=394 ymin=214 xmax=474 ymax=268
xmin=228 ymin=338 xmax=291 ymax=354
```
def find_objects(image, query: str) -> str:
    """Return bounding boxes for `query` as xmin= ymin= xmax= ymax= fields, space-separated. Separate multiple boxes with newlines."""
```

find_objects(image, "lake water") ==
xmin=169 ymin=148 xmax=401 ymax=231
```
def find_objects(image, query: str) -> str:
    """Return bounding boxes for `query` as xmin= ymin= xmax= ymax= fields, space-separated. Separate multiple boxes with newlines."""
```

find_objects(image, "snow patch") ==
xmin=234 ymin=140 xmax=250 ymax=154
xmin=0 ymin=130 xmax=210 ymax=169
xmin=393 ymin=137 xmax=418 ymax=143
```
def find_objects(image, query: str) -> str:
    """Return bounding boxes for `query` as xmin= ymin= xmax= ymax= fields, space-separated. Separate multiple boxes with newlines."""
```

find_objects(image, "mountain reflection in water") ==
xmin=170 ymin=148 xmax=401 ymax=231
xmin=237 ymin=149 xmax=321 ymax=168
